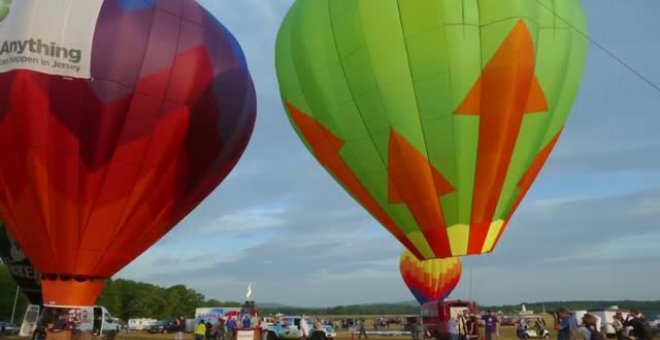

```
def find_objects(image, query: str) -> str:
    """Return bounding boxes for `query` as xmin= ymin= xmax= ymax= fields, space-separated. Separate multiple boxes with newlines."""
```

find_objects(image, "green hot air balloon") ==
xmin=276 ymin=0 xmax=587 ymax=260
xmin=0 ymin=0 xmax=11 ymax=22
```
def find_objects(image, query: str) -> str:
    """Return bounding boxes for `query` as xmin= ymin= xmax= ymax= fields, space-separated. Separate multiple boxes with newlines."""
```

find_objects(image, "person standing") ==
xmin=358 ymin=319 xmax=368 ymax=339
xmin=195 ymin=320 xmax=207 ymax=340
xmin=242 ymin=314 xmax=252 ymax=329
xmin=175 ymin=315 xmax=186 ymax=340
xmin=482 ymin=310 xmax=499 ymax=340
xmin=517 ymin=318 xmax=529 ymax=340
xmin=214 ymin=318 xmax=226 ymax=340
xmin=555 ymin=308 xmax=573 ymax=340
xmin=611 ymin=312 xmax=625 ymax=340
xmin=226 ymin=317 xmax=237 ymax=340
xmin=300 ymin=315 xmax=310 ymax=340
xmin=448 ymin=316 xmax=460 ymax=340
xmin=578 ymin=314 xmax=603 ymax=340
xmin=624 ymin=310 xmax=653 ymax=340
xmin=457 ymin=312 xmax=468 ymax=340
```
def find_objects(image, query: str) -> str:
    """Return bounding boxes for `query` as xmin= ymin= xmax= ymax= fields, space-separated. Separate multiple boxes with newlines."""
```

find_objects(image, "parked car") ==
xmin=146 ymin=320 xmax=179 ymax=334
xmin=264 ymin=316 xmax=336 ymax=340
xmin=0 ymin=321 xmax=20 ymax=335
xmin=501 ymin=317 xmax=519 ymax=326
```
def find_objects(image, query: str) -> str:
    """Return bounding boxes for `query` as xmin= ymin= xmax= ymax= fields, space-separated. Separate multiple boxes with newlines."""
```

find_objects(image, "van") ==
xmin=31 ymin=305 xmax=118 ymax=340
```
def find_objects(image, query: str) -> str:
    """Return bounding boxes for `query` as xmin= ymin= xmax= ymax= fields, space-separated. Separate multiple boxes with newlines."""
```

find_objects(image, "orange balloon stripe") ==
xmin=454 ymin=20 xmax=548 ymax=254
xmin=388 ymin=130 xmax=455 ymax=258
xmin=287 ymin=103 xmax=425 ymax=259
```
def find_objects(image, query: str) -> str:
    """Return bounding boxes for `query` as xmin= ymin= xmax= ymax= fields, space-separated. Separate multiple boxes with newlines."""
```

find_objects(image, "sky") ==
xmin=117 ymin=0 xmax=660 ymax=307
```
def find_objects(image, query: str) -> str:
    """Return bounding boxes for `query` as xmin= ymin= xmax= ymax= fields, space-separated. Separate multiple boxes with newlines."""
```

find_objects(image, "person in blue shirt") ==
xmin=482 ymin=310 xmax=499 ymax=340
xmin=553 ymin=308 xmax=573 ymax=340
xmin=226 ymin=318 xmax=237 ymax=340
xmin=242 ymin=315 xmax=251 ymax=329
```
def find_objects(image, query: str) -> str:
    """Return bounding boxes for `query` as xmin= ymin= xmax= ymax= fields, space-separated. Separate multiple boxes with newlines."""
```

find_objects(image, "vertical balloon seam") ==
xmin=484 ymin=14 xmax=550 ymax=250
xmin=325 ymin=1 xmax=421 ymax=251
xmin=82 ymin=2 xmax=164 ymax=277
xmin=446 ymin=1 xmax=471 ymax=257
xmin=395 ymin=0 xmax=452 ymax=259
xmin=34 ymin=73 xmax=59 ymax=270
xmin=103 ymin=3 xmax=187 ymax=264
xmin=494 ymin=1 xmax=586 ymax=247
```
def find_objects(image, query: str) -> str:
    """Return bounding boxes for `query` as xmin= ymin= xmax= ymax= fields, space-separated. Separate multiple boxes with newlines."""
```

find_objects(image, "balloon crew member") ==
xmin=226 ymin=317 xmax=237 ymax=340
xmin=611 ymin=312 xmax=626 ymax=340
xmin=554 ymin=308 xmax=574 ymax=340
xmin=357 ymin=318 xmax=368 ymax=339
xmin=46 ymin=309 xmax=71 ymax=340
xmin=448 ymin=316 xmax=460 ymax=340
xmin=301 ymin=315 xmax=311 ymax=340
xmin=457 ymin=311 xmax=468 ymax=340
xmin=206 ymin=320 xmax=214 ymax=340
xmin=213 ymin=318 xmax=226 ymax=340
xmin=175 ymin=315 xmax=186 ymax=340
xmin=517 ymin=318 xmax=529 ymax=340
xmin=482 ymin=310 xmax=499 ymax=340
xmin=195 ymin=320 xmax=207 ymax=340
xmin=623 ymin=310 xmax=653 ymax=340
xmin=578 ymin=314 xmax=604 ymax=340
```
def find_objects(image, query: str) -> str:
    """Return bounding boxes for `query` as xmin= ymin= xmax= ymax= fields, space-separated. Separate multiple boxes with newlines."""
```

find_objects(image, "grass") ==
xmin=109 ymin=326 xmax=525 ymax=340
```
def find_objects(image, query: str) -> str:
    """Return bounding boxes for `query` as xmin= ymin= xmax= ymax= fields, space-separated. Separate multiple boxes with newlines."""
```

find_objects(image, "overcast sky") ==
xmin=117 ymin=0 xmax=660 ymax=307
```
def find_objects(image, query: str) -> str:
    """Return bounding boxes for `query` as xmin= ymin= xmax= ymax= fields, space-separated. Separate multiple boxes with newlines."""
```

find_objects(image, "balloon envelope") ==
xmin=0 ymin=222 xmax=41 ymax=305
xmin=276 ymin=0 xmax=587 ymax=259
xmin=0 ymin=0 xmax=256 ymax=306
xmin=400 ymin=250 xmax=461 ymax=305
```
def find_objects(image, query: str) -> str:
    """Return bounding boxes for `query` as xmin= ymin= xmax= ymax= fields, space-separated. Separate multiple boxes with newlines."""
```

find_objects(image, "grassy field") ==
xmin=108 ymin=327 xmax=525 ymax=340
xmin=0 ymin=326 xmax=526 ymax=340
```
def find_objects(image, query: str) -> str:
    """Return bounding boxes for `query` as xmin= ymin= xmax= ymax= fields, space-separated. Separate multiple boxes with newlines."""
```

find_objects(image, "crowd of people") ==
xmin=441 ymin=309 xmax=500 ymax=340
xmin=188 ymin=313 xmax=256 ymax=340
xmin=553 ymin=308 xmax=654 ymax=340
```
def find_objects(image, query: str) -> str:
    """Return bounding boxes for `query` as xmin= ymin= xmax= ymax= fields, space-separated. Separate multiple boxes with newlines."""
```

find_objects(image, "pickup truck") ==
xmin=264 ymin=316 xmax=336 ymax=340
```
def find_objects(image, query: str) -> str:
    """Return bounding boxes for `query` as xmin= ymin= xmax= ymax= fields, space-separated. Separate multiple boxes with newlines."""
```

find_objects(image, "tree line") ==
xmin=0 ymin=265 xmax=659 ymax=322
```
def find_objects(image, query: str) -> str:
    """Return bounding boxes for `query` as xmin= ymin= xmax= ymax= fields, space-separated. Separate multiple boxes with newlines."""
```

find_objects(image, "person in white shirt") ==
xmin=300 ymin=315 xmax=310 ymax=340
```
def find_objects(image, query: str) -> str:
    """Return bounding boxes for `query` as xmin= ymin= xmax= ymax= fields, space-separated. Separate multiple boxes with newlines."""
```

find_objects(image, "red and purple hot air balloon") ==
xmin=0 ymin=0 xmax=256 ymax=306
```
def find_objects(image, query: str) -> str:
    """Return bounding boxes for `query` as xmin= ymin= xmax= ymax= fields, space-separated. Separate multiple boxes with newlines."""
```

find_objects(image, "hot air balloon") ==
xmin=0 ymin=0 xmax=256 ymax=306
xmin=0 ymin=222 xmax=41 ymax=305
xmin=400 ymin=250 xmax=461 ymax=305
xmin=276 ymin=0 xmax=587 ymax=259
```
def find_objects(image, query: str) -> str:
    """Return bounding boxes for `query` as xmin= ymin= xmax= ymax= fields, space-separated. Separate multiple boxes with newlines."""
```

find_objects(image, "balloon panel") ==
xmin=276 ymin=0 xmax=587 ymax=259
xmin=400 ymin=250 xmax=461 ymax=305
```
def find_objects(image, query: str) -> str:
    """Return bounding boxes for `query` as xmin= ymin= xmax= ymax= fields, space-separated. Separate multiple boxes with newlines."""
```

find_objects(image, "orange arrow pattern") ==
xmin=388 ymin=129 xmax=455 ymax=258
xmin=455 ymin=20 xmax=549 ymax=254
xmin=287 ymin=102 xmax=425 ymax=260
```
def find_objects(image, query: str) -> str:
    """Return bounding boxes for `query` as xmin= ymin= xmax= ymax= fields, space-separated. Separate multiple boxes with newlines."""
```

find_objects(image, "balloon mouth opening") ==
xmin=41 ymin=275 xmax=107 ymax=307
xmin=41 ymin=273 xmax=106 ymax=283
